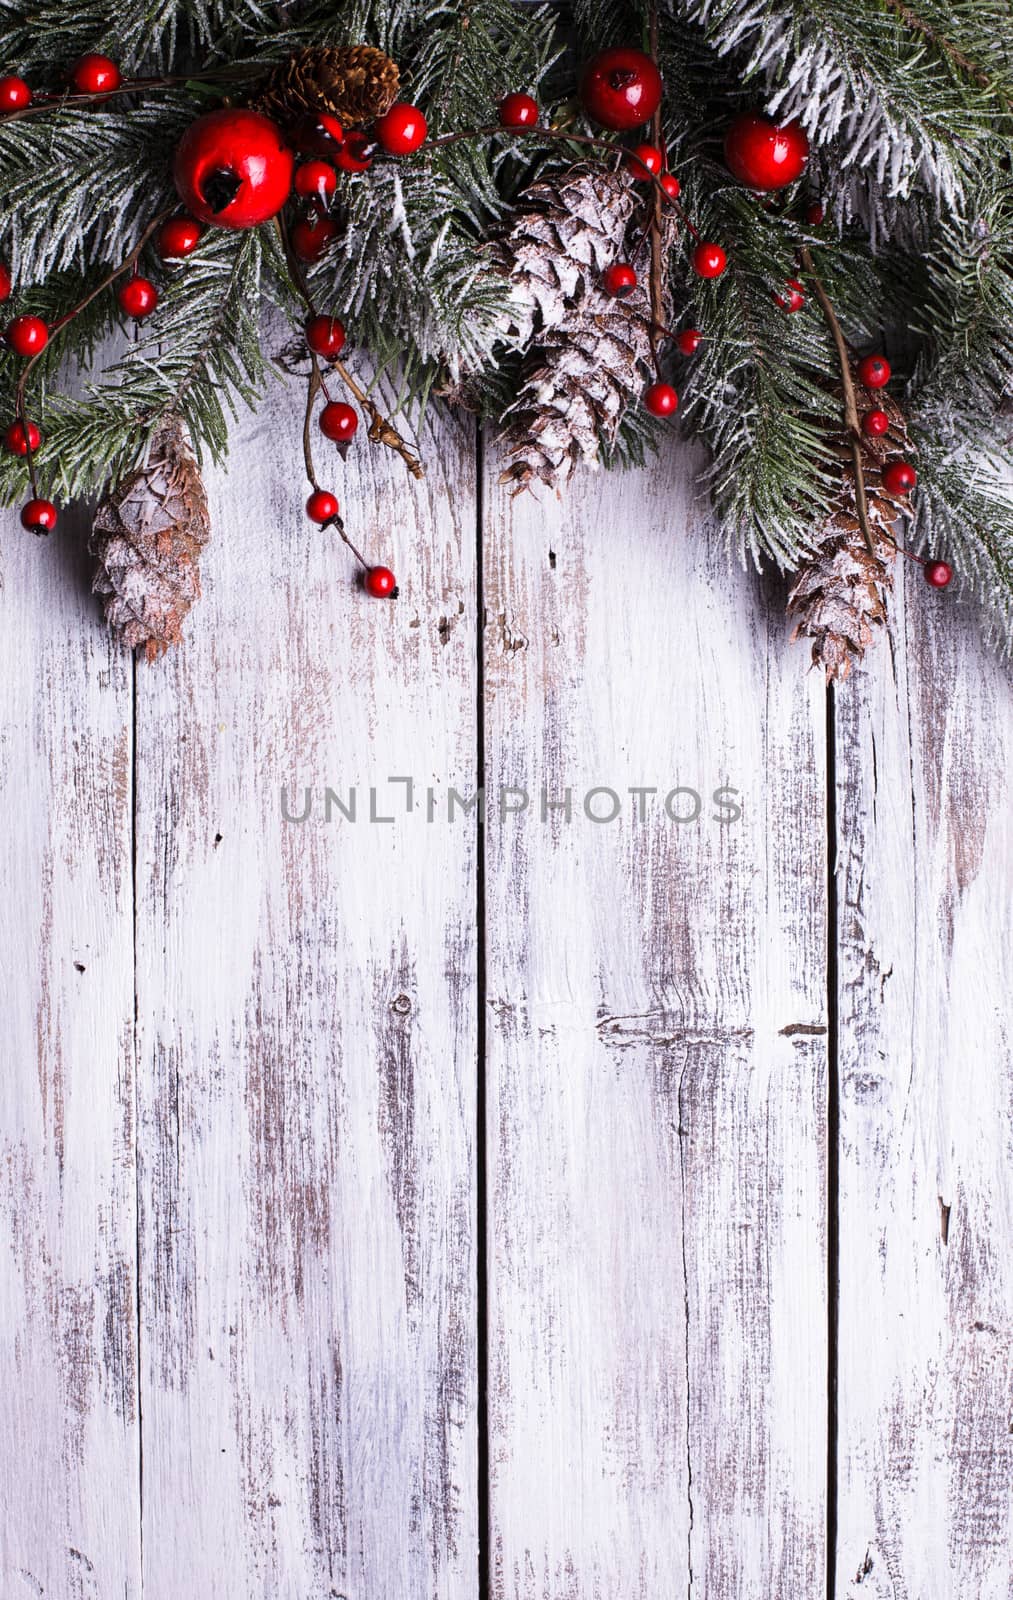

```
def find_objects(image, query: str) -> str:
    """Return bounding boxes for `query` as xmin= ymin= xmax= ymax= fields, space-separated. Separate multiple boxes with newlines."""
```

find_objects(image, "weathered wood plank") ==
xmin=0 ymin=505 xmax=139 ymax=1597
xmin=134 ymin=380 xmax=479 ymax=1596
xmin=834 ymin=564 xmax=1013 ymax=1599
xmin=482 ymin=440 xmax=829 ymax=1597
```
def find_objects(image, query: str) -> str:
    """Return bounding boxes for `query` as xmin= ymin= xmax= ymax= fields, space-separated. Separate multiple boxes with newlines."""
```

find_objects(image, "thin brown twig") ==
xmin=800 ymin=244 xmax=877 ymax=557
xmin=275 ymin=214 xmax=424 ymax=480
xmin=14 ymin=206 xmax=173 ymax=492
xmin=2 ymin=65 xmax=263 ymax=123
xmin=880 ymin=0 xmax=1013 ymax=102
xmin=302 ymin=358 xmax=323 ymax=489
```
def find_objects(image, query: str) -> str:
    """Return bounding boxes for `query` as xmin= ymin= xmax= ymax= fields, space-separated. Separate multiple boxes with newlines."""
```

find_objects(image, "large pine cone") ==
xmin=91 ymin=416 xmax=211 ymax=660
xmin=255 ymin=46 xmax=400 ymax=128
xmin=496 ymin=166 xmax=673 ymax=490
xmin=787 ymin=381 xmax=910 ymax=680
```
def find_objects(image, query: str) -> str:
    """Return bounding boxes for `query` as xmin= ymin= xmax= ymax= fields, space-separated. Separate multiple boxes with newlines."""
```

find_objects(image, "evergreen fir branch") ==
xmin=908 ymin=437 xmax=1013 ymax=652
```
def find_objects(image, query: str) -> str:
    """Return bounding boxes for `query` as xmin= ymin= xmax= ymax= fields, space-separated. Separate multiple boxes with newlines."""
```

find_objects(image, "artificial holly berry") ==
xmin=306 ymin=489 xmax=339 ymax=523
xmin=4 ymin=419 xmax=41 ymax=455
xmin=5 ymin=315 xmax=48 ymax=356
xmin=20 ymin=498 xmax=57 ymax=532
xmin=643 ymin=381 xmax=678 ymax=417
xmin=305 ymin=314 xmax=346 ymax=358
xmin=334 ymin=131 xmax=374 ymax=172
xmin=293 ymin=215 xmax=338 ymax=262
xmin=156 ymin=216 xmax=203 ymax=259
xmin=375 ymin=103 xmax=428 ymax=155
xmin=320 ymin=401 xmax=358 ymax=442
xmin=625 ymin=142 xmax=662 ymax=179
xmin=0 ymin=262 xmax=10 ymax=300
xmin=173 ymin=109 xmax=294 ymax=229
xmin=862 ymin=408 xmax=889 ymax=438
xmin=806 ymin=202 xmax=825 ymax=225
xmin=295 ymin=160 xmax=337 ymax=201
xmin=292 ymin=111 xmax=345 ymax=157
xmin=677 ymin=327 xmax=701 ymax=355
xmin=0 ymin=75 xmax=31 ymax=112
xmin=71 ymin=53 xmax=121 ymax=95
xmin=923 ymin=559 xmax=953 ymax=588
xmin=774 ymin=278 xmax=805 ymax=312
xmin=499 ymin=92 xmax=539 ymax=128
xmin=857 ymin=353 xmax=891 ymax=388
xmin=723 ymin=113 xmax=809 ymax=190
xmin=659 ymin=173 xmax=680 ymax=200
xmin=364 ymin=565 xmax=398 ymax=598
xmin=603 ymin=262 xmax=637 ymax=297
xmin=692 ymin=242 xmax=727 ymax=279
xmin=117 ymin=275 xmax=158 ymax=319
xmin=581 ymin=47 xmax=662 ymax=130
xmin=882 ymin=460 xmax=917 ymax=495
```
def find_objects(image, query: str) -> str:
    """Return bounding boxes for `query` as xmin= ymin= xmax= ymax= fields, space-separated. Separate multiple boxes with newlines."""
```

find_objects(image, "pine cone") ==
xmin=255 ymin=46 xmax=399 ymax=129
xmin=91 ymin=416 xmax=211 ymax=661
xmin=787 ymin=382 xmax=910 ymax=680
xmin=495 ymin=166 xmax=669 ymax=491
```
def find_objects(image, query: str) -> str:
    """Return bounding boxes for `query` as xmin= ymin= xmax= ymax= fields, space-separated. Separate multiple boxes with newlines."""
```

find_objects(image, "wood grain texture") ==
xmin=482 ymin=439 xmax=829 ymax=1598
xmin=0 ymin=504 xmax=139 ymax=1597
xmin=133 ymin=375 xmax=479 ymax=1597
xmin=834 ymin=561 xmax=1013 ymax=1599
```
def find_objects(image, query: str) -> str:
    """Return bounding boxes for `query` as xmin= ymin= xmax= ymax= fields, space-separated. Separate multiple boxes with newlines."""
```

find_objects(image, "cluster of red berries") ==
xmin=855 ymin=353 xmax=951 ymax=588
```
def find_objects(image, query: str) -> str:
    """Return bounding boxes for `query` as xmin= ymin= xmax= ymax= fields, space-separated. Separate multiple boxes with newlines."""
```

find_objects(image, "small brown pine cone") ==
xmin=254 ymin=46 xmax=400 ymax=128
xmin=788 ymin=381 xmax=911 ymax=681
xmin=91 ymin=416 xmax=211 ymax=661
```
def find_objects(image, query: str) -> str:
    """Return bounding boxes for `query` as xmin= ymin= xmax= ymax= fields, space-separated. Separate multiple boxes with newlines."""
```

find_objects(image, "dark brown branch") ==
xmin=800 ymin=244 xmax=877 ymax=556
xmin=880 ymin=0 xmax=1013 ymax=101
xmin=647 ymin=1 xmax=665 ymax=376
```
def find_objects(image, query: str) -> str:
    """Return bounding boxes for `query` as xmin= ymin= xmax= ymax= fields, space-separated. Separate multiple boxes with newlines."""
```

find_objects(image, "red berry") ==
xmin=0 ymin=262 xmax=10 ymax=301
xmin=625 ymin=142 xmax=662 ymax=179
xmin=292 ymin=215 xmax=338 ymax=262
xmin=603 ymin=262 xmax=637 ymax=297
xmin=306 ymin=489 xmax=339 ymax=523
xmin=677 ymin=327 xmax=701 ymax=355
xmin=71 ymin=54 xmax=121 ymax=95
xmin=292 ymin=111 xmax=345 ymax=157
xmin=723 ymin=113 xmax=809 ymax=190
xmin=20 ymin=497 xmax=57 ymax=533
xmin=305 ymin=314 xmax=346 ymax=358
xmin=156 ymin=216 xmax=203 ymax=259
xmin=580 ymin=47 xmax=662 ymax=130
xmin=858 ymin=354 xmax=891 ymax=389
xmin=117 ymin=275 xmax=158 ymax=319
xmin=295 ymin=160 xmax=337 ymax=201
xmin=499 ymin=92 xmax=539 ymax=128
xmin=333 ymin=131 xmax=373 ymax=172
xmin=364 ymin=565 xmax=398 ymax=598
xmin=375 ymin=103 xmax=428 ymax=155
xmin=644 ymin=381 xmax=678 ymax=417
xmin=659 ymin=173 xmax=681 ymax=200
xmin=774 ymin=277 xmax=805 ymax=312
xmin=4 ymin=419 xmax=41 ymax=455
xmin=5 ymin=315 xmax=48 ymax=356
xmin=862 ymin=408 xmax=890 ymax=437
xmin=320 ymin=401 xmax=358 ymax=442
xmin=0 ymin=75 xmax=31 ymax=112
xmin=692 ymin=242 xmax=727 ymax=279
xmin=882 ymin=460 xmax=917 ymax=495
xmin=924 ymin=559 xmax=953 ymax=589
xmin=173 ymin=109 xmax=293 ymax=229
xmin=806 ymin=202 xmax=825 ymax=225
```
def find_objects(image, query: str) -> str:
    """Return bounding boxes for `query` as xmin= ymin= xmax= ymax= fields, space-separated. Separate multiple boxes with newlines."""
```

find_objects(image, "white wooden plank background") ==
xmin=1 ymin=393 xmax=1010 ymax=1598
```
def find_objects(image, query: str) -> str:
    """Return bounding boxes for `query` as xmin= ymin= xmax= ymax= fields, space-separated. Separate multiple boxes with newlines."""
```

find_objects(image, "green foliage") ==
xmin=0 ymin=0 xmax=1011 ymax=651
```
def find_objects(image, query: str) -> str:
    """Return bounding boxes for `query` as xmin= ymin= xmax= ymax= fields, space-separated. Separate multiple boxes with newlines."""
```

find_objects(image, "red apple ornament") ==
xmin=173 ymin=109 xmax=294 ymax=229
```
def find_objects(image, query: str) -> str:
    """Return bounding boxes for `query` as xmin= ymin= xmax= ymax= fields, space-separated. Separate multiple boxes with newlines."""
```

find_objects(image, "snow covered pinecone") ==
xmin=788 ymin=383 xmax=911 ymax=680
xmin=91 ymin=415 xmax=211 ymax=660
xmin=496 ymin=165 xmax=668 ymax=491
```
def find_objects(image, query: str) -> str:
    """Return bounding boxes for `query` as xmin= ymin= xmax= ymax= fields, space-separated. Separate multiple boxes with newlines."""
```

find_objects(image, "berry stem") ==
xmin=302 ymin=358 xmax=324 ymax=491
xmin=800 ymin=244 xmax=877 ymax=558
xmin=646 ymin=0 xmax=665 ymax=379
xmin=1 ymin=66 xmax=264 ymax=123
xmin=13 ymin=206 xmax=173 ymax=493
xmin=276 ymin=214 xmax=424 ymax=481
